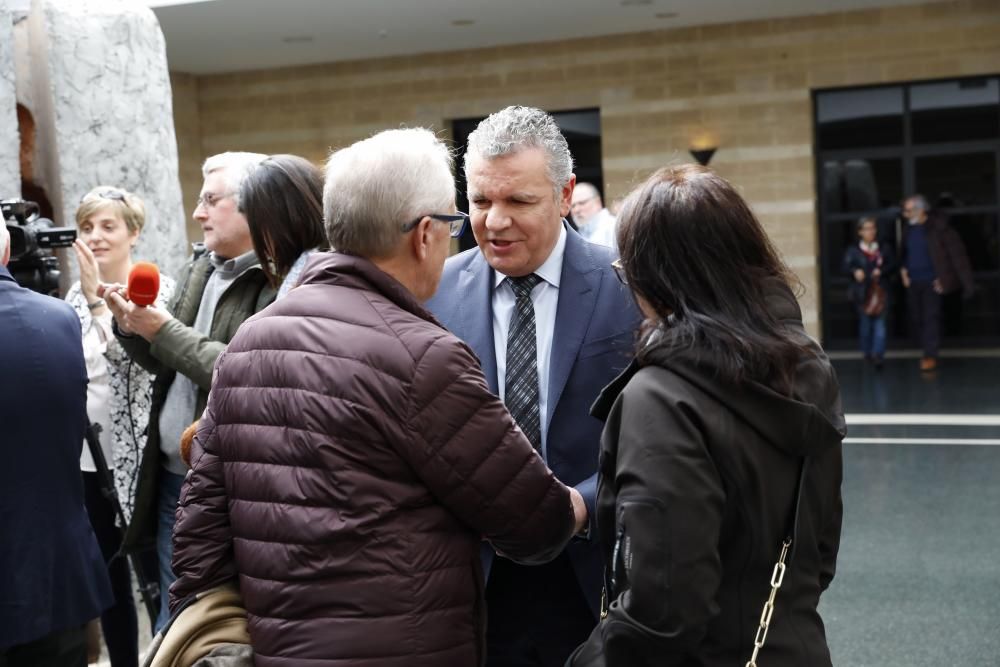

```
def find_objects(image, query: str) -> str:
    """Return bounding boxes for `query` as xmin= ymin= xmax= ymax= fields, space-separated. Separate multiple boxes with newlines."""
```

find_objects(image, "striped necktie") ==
xmin=505 ymin=273 xmax=543 ymax=451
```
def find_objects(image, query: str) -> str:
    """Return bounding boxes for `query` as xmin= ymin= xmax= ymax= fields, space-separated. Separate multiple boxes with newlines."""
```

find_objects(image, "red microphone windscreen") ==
xmin=128 ymin=262 xmax=160 ymax=307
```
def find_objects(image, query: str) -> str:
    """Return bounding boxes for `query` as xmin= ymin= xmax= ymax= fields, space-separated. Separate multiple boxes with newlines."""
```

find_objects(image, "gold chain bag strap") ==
xmin=746 ymin=458 xmax=810 ymax=667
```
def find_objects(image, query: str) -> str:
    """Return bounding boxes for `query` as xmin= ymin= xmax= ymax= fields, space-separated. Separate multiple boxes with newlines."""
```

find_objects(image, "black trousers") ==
xmin=0 ymin=625 xmax=87 ymax=667
xmin=486 ymin=553 xmax=596 ymax=667
xmin=83 ymin=471 xmax=139 ymax=667
xmin=907 ymin=281 xmax=942 ymax=358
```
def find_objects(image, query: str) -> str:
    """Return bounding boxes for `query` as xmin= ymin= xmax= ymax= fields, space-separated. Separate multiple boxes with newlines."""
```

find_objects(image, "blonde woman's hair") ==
xmin=76 ymin=186 xmax=146 ymax=234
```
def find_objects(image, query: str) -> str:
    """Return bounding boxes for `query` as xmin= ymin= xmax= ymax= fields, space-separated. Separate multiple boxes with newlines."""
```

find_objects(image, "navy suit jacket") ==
xmin=0 ymin=265 xmax=112 ymax=649
xmin=426 ymin=224 xmax=640 ymax=617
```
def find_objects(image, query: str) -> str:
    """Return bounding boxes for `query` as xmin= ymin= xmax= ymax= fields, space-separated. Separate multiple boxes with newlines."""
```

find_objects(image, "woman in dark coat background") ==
xmin=569 ymin=165 xmax=847 ymax=667
xmin=842 ymin=215 xmax=895 ymax=367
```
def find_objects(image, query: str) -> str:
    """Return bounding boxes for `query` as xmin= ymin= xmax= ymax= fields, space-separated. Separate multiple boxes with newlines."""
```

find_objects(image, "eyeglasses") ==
xmin=96 ymin=189 xmax=126 ymax=201
xmin=611 ymin=258 xmax=628 ymax=285
xmin=401 ymin=212 xmax=470 ymax=239
xmin=196 ymin=191 xmax=235 ymax=209
xmin=571 ymin=196 xmax=597 ymax=209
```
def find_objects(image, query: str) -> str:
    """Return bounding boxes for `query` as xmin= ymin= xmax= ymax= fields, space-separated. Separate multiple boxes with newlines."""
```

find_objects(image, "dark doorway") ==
xmin=451 ymin=108 xmax=604 ymax=251
xmin=814 ymin=76 xmax=1000 ymax=349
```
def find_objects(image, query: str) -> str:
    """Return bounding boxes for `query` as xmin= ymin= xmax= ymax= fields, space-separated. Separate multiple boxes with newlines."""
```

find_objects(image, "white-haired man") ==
xmin=169 ymin=128 xmax=586 ymax=667
xmin=569 ymin=182 xmax=617 ymax=250
xmin=104 ymin=152 xmax=276 ymax=629
xmin=427 ymin=106 xmax=640 ymax=667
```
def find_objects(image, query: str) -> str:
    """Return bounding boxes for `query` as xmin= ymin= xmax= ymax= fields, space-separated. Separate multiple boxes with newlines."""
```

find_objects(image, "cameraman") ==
xmin=0 ymin=222 xmax=112 ymax=666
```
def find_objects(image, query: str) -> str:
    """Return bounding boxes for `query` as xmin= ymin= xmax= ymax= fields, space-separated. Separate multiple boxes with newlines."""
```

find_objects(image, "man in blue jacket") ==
xmin=0 ymin=223 xmax=112 ymax=665
xmin=427 ymin=106 xmax=640 ymax=667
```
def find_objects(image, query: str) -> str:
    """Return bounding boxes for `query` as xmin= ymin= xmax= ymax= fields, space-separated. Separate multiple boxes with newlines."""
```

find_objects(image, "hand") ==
xmin=72 ymin=239 xmax=101 ymax=301
xmin=901 ymin=271 xmax=911 ymax=289
xmin=933 ymin=279 xmax=944 ymax=295
xmin=104 ymin=286 xmax=172 ymax=341
xmin=872 ymin=268 xmax=881 ymax=279
xmin=569 ymin=487 xmax=588 ymax=536
xmin=853 ymin=269 xmax=865 ymax=283
xmin=102 ymin=284 xmax=132 ymax=334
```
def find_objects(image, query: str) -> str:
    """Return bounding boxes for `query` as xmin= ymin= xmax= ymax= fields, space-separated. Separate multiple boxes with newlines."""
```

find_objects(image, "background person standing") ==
xmin=842 ymin=216 xmax=894 ymax=368
xmin=899 ymin=194 xmax=974 ymax=372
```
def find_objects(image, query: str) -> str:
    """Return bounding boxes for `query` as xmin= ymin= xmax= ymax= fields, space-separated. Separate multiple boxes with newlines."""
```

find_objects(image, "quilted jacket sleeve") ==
xmin=169 ymin=389 xmax=236 ymax=612
xmin=400 ymin=335 xmax=575 ymax=564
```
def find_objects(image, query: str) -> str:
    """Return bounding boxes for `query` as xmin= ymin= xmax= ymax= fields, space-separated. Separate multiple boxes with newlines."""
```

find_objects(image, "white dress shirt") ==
xmin=493 ymin=225 xmax=567 ymax=458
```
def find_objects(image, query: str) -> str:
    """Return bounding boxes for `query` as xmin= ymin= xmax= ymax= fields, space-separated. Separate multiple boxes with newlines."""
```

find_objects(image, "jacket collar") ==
xmin=0 ymin=265 xmax=14 ymax=284
xmin=457 ymin=221 xmax=603 ymax=428
xmin=297 ymin=251 xmax=443 ymax=327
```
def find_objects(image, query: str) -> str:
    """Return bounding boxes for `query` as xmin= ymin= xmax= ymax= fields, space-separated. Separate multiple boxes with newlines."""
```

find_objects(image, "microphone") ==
xmin=127 ymin=261 xmax=160 ymax=307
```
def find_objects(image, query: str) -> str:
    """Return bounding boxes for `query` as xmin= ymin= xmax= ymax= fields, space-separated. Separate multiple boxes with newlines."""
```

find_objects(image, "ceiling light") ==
xmin=451 ymin=19 xmax=475 ymax=26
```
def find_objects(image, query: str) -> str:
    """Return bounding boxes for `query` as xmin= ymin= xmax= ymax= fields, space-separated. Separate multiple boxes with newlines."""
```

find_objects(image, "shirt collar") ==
xmin=493 ymin=222 xmax=567 ymax=289
xmin=210 ymin=249 xmax=259 ymax=278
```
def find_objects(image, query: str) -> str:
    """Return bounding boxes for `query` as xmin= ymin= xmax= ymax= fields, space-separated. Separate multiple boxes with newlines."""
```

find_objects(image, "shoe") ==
xmin=920 ymin=357 xmax=937 ymax=372
xmin=873 ymin=356 xmax=884 ymax=370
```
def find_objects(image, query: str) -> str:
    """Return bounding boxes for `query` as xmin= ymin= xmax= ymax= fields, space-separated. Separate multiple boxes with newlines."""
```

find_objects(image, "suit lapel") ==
xmin=547 ymin=228 xmax=600 ymax=431
xmin=460 ymin=254 xmax=499 ymax=393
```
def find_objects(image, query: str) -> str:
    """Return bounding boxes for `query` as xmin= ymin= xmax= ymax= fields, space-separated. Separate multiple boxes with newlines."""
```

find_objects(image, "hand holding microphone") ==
xmin=102 ymin=262 xmax=172 ymax=342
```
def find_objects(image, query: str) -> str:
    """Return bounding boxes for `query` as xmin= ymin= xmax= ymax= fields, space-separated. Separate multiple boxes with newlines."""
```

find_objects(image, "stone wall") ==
xmin=35 ymin=0 xmax=187 ymax=277
xmin=171 ymin=0 xmax=1000 ymax=335
xmin=0 ymin=2 xmax=19 ymax=198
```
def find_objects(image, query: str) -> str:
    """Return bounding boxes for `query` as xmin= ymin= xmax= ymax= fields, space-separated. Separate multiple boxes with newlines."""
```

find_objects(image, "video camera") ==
xmin=2 ymin=198 xmax=76 ymax=295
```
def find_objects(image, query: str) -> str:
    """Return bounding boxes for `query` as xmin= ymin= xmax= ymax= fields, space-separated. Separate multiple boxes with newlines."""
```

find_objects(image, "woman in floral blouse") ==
xmin=65 ymin=186 xmax=175 ymax=666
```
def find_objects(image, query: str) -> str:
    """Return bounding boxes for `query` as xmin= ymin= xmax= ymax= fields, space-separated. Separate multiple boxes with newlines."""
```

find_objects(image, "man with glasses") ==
xmin=569 ymin=182 xmax=617 ymax=251
xmin=103 ymin=151 xmax=275 ymax=629
xmin=168 ymin=128 xmax=586 ymax=666
xmin=426 ymin=106 xmax=640 ymax=667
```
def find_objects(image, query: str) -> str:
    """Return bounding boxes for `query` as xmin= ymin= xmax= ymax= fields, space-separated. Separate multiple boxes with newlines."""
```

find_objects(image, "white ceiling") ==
xmin=152 ymin=0 xmax=929 ymax=75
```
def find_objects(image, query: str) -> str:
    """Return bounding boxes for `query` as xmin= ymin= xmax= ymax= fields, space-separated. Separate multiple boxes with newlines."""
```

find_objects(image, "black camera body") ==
xmin=2 ymin=198 xmax=77 ymax=295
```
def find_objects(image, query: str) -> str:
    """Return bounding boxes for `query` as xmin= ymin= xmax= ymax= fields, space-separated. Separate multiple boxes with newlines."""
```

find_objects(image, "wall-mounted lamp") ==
xmin=689 ymin=147 xmax=717 ymax=166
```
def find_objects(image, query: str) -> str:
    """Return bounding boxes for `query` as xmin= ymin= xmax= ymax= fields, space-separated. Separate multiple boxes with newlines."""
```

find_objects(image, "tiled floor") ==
xmin=821 ymin=357 xmax=1000 ymax=666
xmin=95 ymin=356 xmax=1000 ymax=666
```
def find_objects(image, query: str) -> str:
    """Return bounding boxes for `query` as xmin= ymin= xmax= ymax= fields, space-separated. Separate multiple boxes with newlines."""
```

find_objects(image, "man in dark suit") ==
xmin=426 ymin=106 xmax=640 ymax=667
xmin=0 ymin=223 xmax=112 ymax=666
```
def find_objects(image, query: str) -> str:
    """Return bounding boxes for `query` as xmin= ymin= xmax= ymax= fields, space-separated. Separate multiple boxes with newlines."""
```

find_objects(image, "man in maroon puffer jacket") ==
xmin=169 ymin=127 xmax=586 ymax=667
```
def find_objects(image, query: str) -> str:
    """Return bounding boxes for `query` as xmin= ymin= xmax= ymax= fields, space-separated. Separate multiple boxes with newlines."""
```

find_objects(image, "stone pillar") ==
xmin=0 ymin=2 xmax=19 ymax=198
xmin=29 ymin=0 xmax=187 ymax=277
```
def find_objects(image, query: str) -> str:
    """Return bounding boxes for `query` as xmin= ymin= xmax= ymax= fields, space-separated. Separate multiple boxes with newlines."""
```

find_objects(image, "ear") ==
xmin=409 ymin=216 xmax=433 ymax=262
xmin=559 ymin=173 xmax=577 ymax=218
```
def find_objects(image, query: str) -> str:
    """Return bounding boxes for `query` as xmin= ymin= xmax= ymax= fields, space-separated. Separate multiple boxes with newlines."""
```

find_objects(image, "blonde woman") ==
xmin=66 ymin=186 xmax=175 ymax=666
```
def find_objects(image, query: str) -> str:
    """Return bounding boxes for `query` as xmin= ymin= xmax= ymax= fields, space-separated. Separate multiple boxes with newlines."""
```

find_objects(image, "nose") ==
xmin=193 ymin=201 xmax=208 ymax=222
xmin=483 ymin=206 xmax=511 ymax=232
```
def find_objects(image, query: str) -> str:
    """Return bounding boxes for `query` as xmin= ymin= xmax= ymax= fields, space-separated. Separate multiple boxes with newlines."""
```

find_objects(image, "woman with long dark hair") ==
xmin=239 ymin=154 xmax=328 ymax=298
xmin=569 ymin=165 xmax=846 ymax=667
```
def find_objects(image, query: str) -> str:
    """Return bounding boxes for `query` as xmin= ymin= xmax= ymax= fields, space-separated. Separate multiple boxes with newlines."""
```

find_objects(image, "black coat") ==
xmin=842 ymin=242 xmax=895 ymax=306
xmin=569 ymin=283 xmax=846 ymax=667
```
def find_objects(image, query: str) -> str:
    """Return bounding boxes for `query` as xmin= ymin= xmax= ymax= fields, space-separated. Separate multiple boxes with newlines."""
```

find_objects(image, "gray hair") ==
xmin=324 ymin=128 xmax=455 ymax=258
xmin=906 ymin=194 xmax=930 ymax=212
xmin=464 ymin=106 xmax=573 ymax=194
xmin=574 ymin=182 xmax=601 ymax=203
xmin=201 ymin=152 xmax=268 ymax=207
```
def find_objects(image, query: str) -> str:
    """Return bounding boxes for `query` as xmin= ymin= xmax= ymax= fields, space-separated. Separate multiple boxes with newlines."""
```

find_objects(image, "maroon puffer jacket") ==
xmin=170 ymin=252 xmax=575 ymax=667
